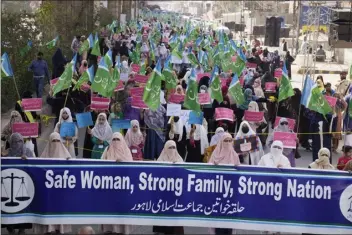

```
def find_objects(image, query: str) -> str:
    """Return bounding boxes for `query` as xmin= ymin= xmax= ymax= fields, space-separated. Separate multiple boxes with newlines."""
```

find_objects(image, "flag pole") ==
xmin=12 ymin=76 xmax=21 ymax=101
xmin=63 ymin=86 xmax=71 ymax=107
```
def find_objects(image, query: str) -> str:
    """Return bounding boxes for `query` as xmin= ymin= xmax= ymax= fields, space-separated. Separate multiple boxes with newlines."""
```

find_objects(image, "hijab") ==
xmin=58 ymin=107 xmax=73 ymax=124
xmin=209 ymin=133 xmax=240 ymax=165
xmin=175 ymin=85 xmax=185 ymax=95
xmin=102 ymin=132 xmax=133 ymax=161
xmin=2 ymin=111 xmax=23 ymax=141
xmin=210 ymin=127 xmax=225 ymax=146
xmin=92 ymin=113 xmax=113 ymax=142
xmin=275 ymin=117 xmax=290 ymax=132
xmin=159 ymin=43 xmax=168 ymax=56
xmin=259 ymin=141 xmax=291 ymax=167
xmin=144 ymin=105 xmax=166 ymax=142
xmin=168 ymin=117 xmax=184 ymax=142
xmin=8 ymin=133 xmax=33 ymax=158
xmin=235 ymin=121 xmax=256 ymax=138
xmin=239 ymin=88 xmax=253 ymax=110
xmin=309 ymin=148 xmax=335 ymax=170
xmin=157 ymin=140 xmax=183 ymax=162
xmin=141 ymin=42 xmax=149 ymax=53
xmin=40 ymin=132 xmax=72 ymax=159
xmin=125 ymin=120 xmax=144 ymax=147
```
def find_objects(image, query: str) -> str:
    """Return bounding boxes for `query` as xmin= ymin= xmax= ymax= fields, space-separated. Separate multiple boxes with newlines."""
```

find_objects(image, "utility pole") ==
xmin=294 ymin=0 xmax=302 ymax=56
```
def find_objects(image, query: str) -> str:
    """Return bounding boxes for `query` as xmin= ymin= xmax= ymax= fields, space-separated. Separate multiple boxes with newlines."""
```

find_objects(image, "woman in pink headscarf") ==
xmin=101 ymin=132 xmax=132 ymax=162
xmin=124 ymin=120 xmax=144 ymax=161
xmin=208 ymin=133 xmax=240 ymax=165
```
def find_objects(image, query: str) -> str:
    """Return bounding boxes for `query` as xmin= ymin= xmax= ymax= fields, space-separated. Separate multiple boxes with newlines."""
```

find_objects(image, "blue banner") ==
xmin=1 ymin=158 xmax=352 ymax=234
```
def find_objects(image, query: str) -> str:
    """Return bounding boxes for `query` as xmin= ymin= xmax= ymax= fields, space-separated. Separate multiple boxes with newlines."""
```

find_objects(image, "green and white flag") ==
xmin=233 ymin=48 xmax=247 ymax=77
xmin=184 ymin=68 xmax=201 ymax=112
xmin=210 ymin=66 xmax=223 ymax=103
xmin=53 ymin=54 xmax=76 ymax=95
xmin=91 ymin=33 xmax=101 ymax=56
xmin=91 ymin=57 xmax=112 ymax=97
xmin=73 ymin=65 xmax=94 ymax=91
xmin=46 ymin=36 xmax=59 ymax=49
xmin=20 ymin=40 xmax=32 ymax=57
xmin=162 ymin=56 xmax=177 ymax=90
xmin=228 ymin=73 xmax=245 ymax=106
xmin=79 ymin=34 xmax=94 ymax=54
xmin=143 ymin=59 xmax=164 ymax=111
xmin=278 ymin=63 xmax=294 ymax=102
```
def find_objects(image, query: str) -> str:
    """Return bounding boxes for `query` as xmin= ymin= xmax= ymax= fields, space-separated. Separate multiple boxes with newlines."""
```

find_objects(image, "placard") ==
xmin=274 ymin=117 xmax=296 ymax=131
xmin=50 ymin=78 xmax=58 ymax=86
xmin=265 ymin=82 xmax=277 ymax=92
xmin=134 ymin=74 xmax=149 ymax=84
xmin=114 ymin=81 xmax=124 ymax=92
xmin=21 ymin=98 xmax=42 ymax=112
xmin=166 ymin=104 xmax=181 ymax=117
xmin=59 ymin=122 xmax=76 ymax=138
xmin=188 ymin=111 xmax=204 ymax=125
xmin=169 ymin=94 xmax=185 ymax=104
xmin=274 ymin=69 xmax=283 ymax=78
xmin=196 ymin=73 xmax=211 ymax=83
xmin=111 ymin=119 xmax=131 ymax=133
xmin=231 ymin=56 xmax=237 ymax=62
xmin=244 ymin=110 xmax=264 ymax=122
xmin=12 ymin=123 xmax=39 ymax=138
xmin=215 ymin=108 xmax=233 ymax=121
xmin=91 ymin=97 xmax=110 ymax=104
xmin=91 ymin=102 xmax=110 ymax=111
xmin=325 ymin=95 xmax=337 ymax=108
xmin=130 ymin=87 xmax=144 ymax=97
xmin=131 ymin=96 xmax=149 ymax=109
xmin=198 ymin=93 xmax=211 ymax=105
xmin=246 ymin=62 xmax=257 ymax=68
xmin=234 ymin=136 xmax=258 ymax=154
xmin=131 ymin=64 xmax=141 ymax=73
xmin=273 ymin=131 xmax=297 ymax=149
xmin=76 ymin=112 xmax=94 ymax=128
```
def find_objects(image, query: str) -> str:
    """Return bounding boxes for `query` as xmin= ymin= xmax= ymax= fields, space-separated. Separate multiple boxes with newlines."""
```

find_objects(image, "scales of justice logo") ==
xmin=339 ymin=184 xmax=352 ymax=223
xmin=1 ymin=168 xmax=35 ymax=213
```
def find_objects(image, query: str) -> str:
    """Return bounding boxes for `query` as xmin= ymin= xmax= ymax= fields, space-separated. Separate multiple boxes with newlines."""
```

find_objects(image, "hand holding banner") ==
xmin=198 ymin=93 xmax=211 ymax=105
xmin=76 ymin=112 xmax=93 ymax=128
xmin=244 ymin=110 xmax=264 ymax=122
xmin=60 ymin=122 xmax=76 ymax=138
xmin=273 ymin=131 xmax=297 ymax=149
xmin=215 ymin=108 xmax=234 ymax=121
xmin=265 ymin=82 xmax=277 ymax=92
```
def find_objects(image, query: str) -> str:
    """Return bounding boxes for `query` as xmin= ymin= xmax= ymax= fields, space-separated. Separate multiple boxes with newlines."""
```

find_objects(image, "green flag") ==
xmin=46 ymin=36 xmax=59 ymax=49
xmin=162 ymin=56 xmax=178 ymax=90
xmin=20 ymin=40 xmax=32 ymax=57
xmin=143 ymin=59 xmax=163 ymax=111
xmin=184 ymin=69 xmax=201 ymax=112
xmin=187 ymin=49 xmax=199 ymax=67
xmin=91 ymin=58 xmax=113 ymax=97
xmin=210 ymin=66 xmax=223 ymax=103
xmin=233 ymin=49 xmax=247 ymax=77
xmin=278 ymin=64 xmax=294 ymax=102
xmin=91 ymin=33 xmax=101 ymax=56
xmin=79 ymin=34 xmax=94 ymax=54
xmin=139 ymin=61 xmax=146 ymax=75
xmin=73 ymin=65 xmax=94 ymax=91
xmin=53 ymin=54 xmax=76 ymax=95
xmin=228 ymin=73 xmax=245 ymax=106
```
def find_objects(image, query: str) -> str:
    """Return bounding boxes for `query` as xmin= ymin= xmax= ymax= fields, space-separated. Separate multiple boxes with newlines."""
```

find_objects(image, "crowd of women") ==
xmin=2 ymin=13 xmax=352 ymax=235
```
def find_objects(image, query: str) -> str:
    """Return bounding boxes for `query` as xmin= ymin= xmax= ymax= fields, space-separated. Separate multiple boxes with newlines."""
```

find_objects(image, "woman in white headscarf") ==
xmin=244 ymin=101 xmax=266 ymax=133
xmin=267 ymin=117 xmax=296 ymax=167
xmin=186 ymin=123 xmax=209 ymax=162
xmin=258 ymin=140 xmax=291 ymax=168
xmin=141 ymin=42 xmax=149 ymax=64
xmin=167 ymin=116 xmax=187 ymax=159
xmin=158 ymin=43 xmax=169 ymax=65
xmin=309 ymin=148 xmax=335 ymax=170
xmin=91 ymin=113 xmax=113 ymax=159
xmin=124 ymin=120 xmax=144 ymax=161
xmin=120 ymin=60 xmax=130 ymax=82
xmin=210 ymin=127 xmax=225 ymax=146
xmin=54 ymin=107 xmax=78 ymax=158
xmin=235 ymin=121 xmax=264 ymax=165
xmin=35 ymin=132 xmax=72 ymax=234
xmin=101 ymin=132 xmax=132 ymax=234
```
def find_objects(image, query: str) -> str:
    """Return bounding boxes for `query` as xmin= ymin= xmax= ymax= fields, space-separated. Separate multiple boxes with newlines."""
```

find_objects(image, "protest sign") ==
xmin=21 ymin=98 xmax=42 ymax=112
xmin=169 ymin=94 xmax=185 ymax=104
xmin=166 ymin=104 xmax=181 ymax=117
xmin=265 ymin=82 xmax=277 ymax=92
xmin=12 ymin=123 xmax=39 ymax=138
xmin=188 ymin=111 xmax=203 ymax=125
xmin=196 ymin=73 xmax=211 ymax=83
xmin=111 ymin=119 xmax=131 ymax=133
xmin=244 ymin=111 xmax=264 ymax=122
xmin=274 ymin=69 xmax=282 ymax=78
xmin=131 ymin=64 xmax=141 ymax=73
xmin=91 ymin=102 xmax=110 ymax=110
xmin=215 ymin=108 xmax=233 ymax=121
xmin=76 ymin=112 xmax=93 ymax=128
xmin=134 ymin=74 xmax=149 ymax=84
xmin=130 ymin=87 xmax=144 ymax=97
xmin=50 ymin=78 xmax=58 ymax=86
xmin=59 ymin=122 xmax=76 ymax=138
xmin=246 ymin=62 xmax=257 ymax=68
xmin=234 ymin=135 xmax=258 ymax=154
xmin=131 ymin=96 xmax=149 ymax=109
xmin=91 ymin=97 xmax=110 ymax=104
xmin=273 ymin=131 xmax=297 ymax=149
xmin=198 ymin=93 xmax=211 ymax=105
xmin=325 ymin=95 xmax=337 ymax=108
xmin=114 ymin=81 xmax=124 ymax=92
xmin=274 ymin=117 xmax=296 ymax=131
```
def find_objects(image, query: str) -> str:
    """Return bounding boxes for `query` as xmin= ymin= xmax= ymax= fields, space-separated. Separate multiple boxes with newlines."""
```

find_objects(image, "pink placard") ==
xmin=130 ymin=87 xmax=144 ymax=97
xmin=231 ymin=56 xmax=237 ymax=62
xmin=239 ymin=76 xmax=244 ymax=87
xmin=131 ymin=96 xmax=149 ymax=109
xmin=274 ymin=117 xmax=296 ymax=131
xmin=12 ymin=122 xmax=39 ymax=138
xmin=273 ymin=131 xmax=297 ymax=149
xmin=21 ymin=98 xmax=42 ymax=112
xmin=114 ymin=81 xmax=124 ymax=92
xmin=134 ymin=74 xmax=149 ymax=84
xmin=131 ymin=64 xmax=141 ymax=73
xmin=198 ymin=93 xmax=211 ymax=105
xmin=265 ymin=82 xmax=277 ymax=91
xmin=91 ymin=102 xmax=109 ymax=111
xmin=50 ymin=78 xmax=58 ymax=86
xmin=325 ymin=95 xmax=337 ymax=108
xmin=246 ymin=62 xmax=257 ymax=68
xmin=220 ymin=78 xmax=227 ymax=87
xmin=91 ymin=97 xmax=110 ymax=104
xmin=215 ymin=108 xmax=234 ymax=121
xmin=196 ymin=73 xmax=211 ymax=83
xmin=244 ymin=110 xmax=264 ymax=122
xmin=169 ymin=94 xmax=185 ymax=104
xmin=274 ymin=69 xmax=283 ymax=78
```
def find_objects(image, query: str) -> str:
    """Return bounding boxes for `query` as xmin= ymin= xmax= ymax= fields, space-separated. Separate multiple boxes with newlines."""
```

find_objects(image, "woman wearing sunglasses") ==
xmin=208 ymin=133 xmax=240 ymax=166
xmin=258 ymin=140 xmax=291 ymax=168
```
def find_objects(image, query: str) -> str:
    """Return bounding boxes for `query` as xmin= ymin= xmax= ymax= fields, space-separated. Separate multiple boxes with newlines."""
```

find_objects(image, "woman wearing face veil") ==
xmin=309 ymin=148 xmax=334 ymax=170
xmin=153 ymin=140 xmax=184 ymax=235
xmin=235 ymin=121 xmax=264 ymax=165
xmin=167 ymin=116 xmax=187 ymax=159
xmin=259 ymin=140 xmax=291 ymax=168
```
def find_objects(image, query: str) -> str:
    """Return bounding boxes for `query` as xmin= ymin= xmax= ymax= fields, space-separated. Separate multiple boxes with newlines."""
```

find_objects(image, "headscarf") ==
xmin=8 ymin=133 xmax=33 ymax=158
xmin=239 ymin=88 xmax=253 ymax=110
xmin=309 ymin=148 xmax=335 ymax=170
xmin=168 ymin=117 xmax=184 ymax=142
xmin=144 ymin=105 xmax=166 ymax=142
xmin=209 ymin=133 xmax=240 ymax=165
xmin=210 ymin=127 xmax=225 ymax=146
xmin=259 ymin=141 xmax=291 ymax=167
xmin=40 ymin=132 xmax=71 ymax=159
xmin=141 ymin=42 xmax=149 ymax=53
xmin=125 ymin=120 xmax=143 ymax=147
xmin=159 ymin=43 xmax=168 ymax=56
xmin=157 ymin=140 xmax=183 ymax=162
xmin=2 ymin=111 xmax=23 ymax=141
xmin=316 ymin=79 xmax=324 ymax=92
xmin=102 ymin=132 xmax=133 ymax=161
xmin=91 ymin=113 xmax=113 ymax=142
xmin=235 ymin=121 xmax=256 ymax=138
xmin=275 ymin=117 xmax=290 ymax=132
xmin=58 ymin=107 xmax=73 ymax=124
xmin=175 ymin=85 xmax=185 ymax=95
xmin=199 ymin=85 xmax=208 ymax=94
xmin=121 ymin=60 xmax=129 ymax=73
